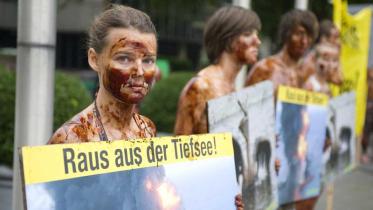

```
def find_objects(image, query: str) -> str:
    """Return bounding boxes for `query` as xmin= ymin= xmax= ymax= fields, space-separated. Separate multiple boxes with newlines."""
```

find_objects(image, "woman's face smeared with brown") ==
xmin=287 ymin=25 xmax=312 ymax=60
xmin=315 ymin=44 xmax=340 ymax=81
xmin=98 ymin=28 xmax=157 ymax=104
xmin=233 ymin=30 xmax=261 ymax=65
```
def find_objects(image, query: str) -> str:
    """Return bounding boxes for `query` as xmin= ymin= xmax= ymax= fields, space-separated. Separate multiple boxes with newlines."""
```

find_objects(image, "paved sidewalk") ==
xmin=316 ymin=164 xmax=373 ymax=210
xmin=0 ymin=165 xmax=12 ymax=210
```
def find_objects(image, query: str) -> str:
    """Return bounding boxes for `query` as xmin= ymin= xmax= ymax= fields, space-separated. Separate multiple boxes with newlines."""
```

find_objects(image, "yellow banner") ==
xmin=21 ymin=133 xmax=233 ymax=185
xmin=333 ymin=1 xmax=372 ymax=136
xmin=333 ymin=0 xmax=342 ymax=29
xmin=277 ymin=86 xmax=329 ymax=106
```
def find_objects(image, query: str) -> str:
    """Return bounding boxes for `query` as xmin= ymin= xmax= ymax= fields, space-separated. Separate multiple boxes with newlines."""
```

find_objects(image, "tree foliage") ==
xmin=0 ymin=65 xmax=92 ymax=167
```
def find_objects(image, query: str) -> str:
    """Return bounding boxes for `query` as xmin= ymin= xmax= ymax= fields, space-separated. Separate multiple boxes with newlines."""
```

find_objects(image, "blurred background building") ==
xmin=0 ymin=0 xmax=337 ymax=72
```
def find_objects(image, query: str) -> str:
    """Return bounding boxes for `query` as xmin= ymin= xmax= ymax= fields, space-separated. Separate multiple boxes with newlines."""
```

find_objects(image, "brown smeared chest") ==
xmin=249 ymin=58 xmax=299 ymax=88
xmin=71 ymin=112 xmax=98 ymax=142
xmin=185 ymin=77 xmax=233 ymax=133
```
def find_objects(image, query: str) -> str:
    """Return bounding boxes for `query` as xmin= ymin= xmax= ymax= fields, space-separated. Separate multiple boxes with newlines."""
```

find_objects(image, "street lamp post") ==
xmin=12 ymin=0 xmax=57 ymax=209
xmin=295 ymin=0 xmax=309 ymax=10
xmin=233 ymin=0 xmax=251 ymax=9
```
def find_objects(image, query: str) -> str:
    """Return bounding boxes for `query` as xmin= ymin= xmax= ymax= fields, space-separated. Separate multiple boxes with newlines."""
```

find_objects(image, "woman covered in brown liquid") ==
xmin=245 ymin=9 xmax=318 ymax=92
xmin=298 ymin=23 xmax=342 ymax=210
xmin=299 ymin=20 xmax=343 ymax=88
xmin=48 ymin=5 xmax=244 ymax=210
xmin=245 ymin=10 xmax=319 ymax=210
xmin=49 ymin=5 xmax=157 ymax=144
xmin=46 ymin=5 xmax=177 ymax=210
xmin=303 ymin=43 xmax=340 ymax=96
xmin=174 ymin=5 xmax=261 ymax=135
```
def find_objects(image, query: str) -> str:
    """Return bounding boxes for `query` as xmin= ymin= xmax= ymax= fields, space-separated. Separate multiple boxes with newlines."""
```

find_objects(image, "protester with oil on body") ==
xmin=174 ymin=5 xmax=261 ymax=136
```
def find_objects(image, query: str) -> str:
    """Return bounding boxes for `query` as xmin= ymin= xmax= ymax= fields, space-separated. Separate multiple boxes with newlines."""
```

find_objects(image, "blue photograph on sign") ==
xmin=276 ymin=102 xmax=327 ymax=205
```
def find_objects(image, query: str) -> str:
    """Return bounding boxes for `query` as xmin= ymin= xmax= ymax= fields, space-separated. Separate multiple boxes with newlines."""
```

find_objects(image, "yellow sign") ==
xmin=333 ymin=0 xmax=372 ymax=136
xmin=21 ymin=133 xmax=233 ymax=185
xmin=277 ymin=86 xmax=329 ymax=106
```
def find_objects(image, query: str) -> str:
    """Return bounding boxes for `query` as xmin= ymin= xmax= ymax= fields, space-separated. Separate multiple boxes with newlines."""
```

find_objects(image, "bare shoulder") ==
xmin=47 ymin=104 xmax=98 ymax=144
xmin=184 ymin=73 xmax=210 ymax=95
xmin=252 ymin=57 xmax=279 ymax=72
xmin=246 ymin=57 xmax=278 ymax=86
xmin=136 ymin=114 xmax=157 ymax=137
xmin=178 ymin=73 xmax=211 ymax=106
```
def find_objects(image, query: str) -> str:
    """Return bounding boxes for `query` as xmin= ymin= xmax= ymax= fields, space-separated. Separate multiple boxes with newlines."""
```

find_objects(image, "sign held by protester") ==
xmin=208 ymin=81 xmax=278 ymax=210
xmin=20 ymin=133 xmax=238 ymax=210
xmin=276 ymin=86 xmax=328 ymax=205
xmin=323 ymin=91 xmax=356 ymax=181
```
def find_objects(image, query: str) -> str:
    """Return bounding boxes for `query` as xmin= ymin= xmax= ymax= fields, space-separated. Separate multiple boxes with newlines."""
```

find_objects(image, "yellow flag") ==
xmin=333 ymin=0 xmax=342 ymax=29
xmin=333 ymin=1 xmax=372 ymax=136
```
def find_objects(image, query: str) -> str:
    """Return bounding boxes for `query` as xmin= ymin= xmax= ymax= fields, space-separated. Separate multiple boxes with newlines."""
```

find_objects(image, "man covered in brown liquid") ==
xmin=174 ymin=6 xmax=261 ymax=136
xmin=245 ymin=9 xmax=318 ymax=92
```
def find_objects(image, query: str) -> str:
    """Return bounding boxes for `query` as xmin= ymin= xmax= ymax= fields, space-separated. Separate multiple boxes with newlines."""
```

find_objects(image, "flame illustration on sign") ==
xmin=297 ymin=110 xmax=310 ymax=160
xmin=146 ymin=178 xmax=181 ymax=210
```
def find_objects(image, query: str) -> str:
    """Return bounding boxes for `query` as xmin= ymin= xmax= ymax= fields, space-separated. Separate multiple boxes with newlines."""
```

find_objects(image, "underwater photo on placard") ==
xmin=21 ymin=134 xmax=238 ymax=210
xmin=323 ymin=92 xmax=356 ymax=182
xmin=208 ymin=81 xmax=278 ymax=210
xmin=276 ymin=86 xmax=328 ymax=205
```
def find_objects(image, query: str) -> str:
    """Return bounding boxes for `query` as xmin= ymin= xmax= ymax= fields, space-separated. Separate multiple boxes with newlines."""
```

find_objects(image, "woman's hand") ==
xmin=235 ymin=194 xmax=244 ymax=210
xmin=275 ymin=158 xmax=281 ymax=175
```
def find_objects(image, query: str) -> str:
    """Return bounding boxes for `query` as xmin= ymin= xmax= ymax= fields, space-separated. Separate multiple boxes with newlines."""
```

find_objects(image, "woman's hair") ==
xmin=277 ymin=9 xmax=319 ymax=46
xmin=203 ymin=5 xmax=261 ymax=63
xmin=88 ymin=4 xmax=156 ymax=53
xmin=314 ymin=42 xmax=337 ymax=58
xmin=317 ymin=19 xmax=337 ymax=42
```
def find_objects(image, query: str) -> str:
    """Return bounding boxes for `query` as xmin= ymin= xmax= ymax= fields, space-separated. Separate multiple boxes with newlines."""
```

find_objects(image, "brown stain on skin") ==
xmin=105 ymin=64 xmax=152 ymax=104
xmin=133 ymin=113 xmax=156 ymax=138
xmin=49 ymin=130 xmax=67 ymax=145
xmin=110 ymin=37 xmax=127 ymax=56
xmin=49 ymin=31 xmax=157 ymax=145
xmin=236 ymin=39 xmax=250 ymax=63
xmin=174 ymin=71 xmax=234 ymax=135
xmin=141 ymin=115 xmax=156 ymax=136
xmin=72 ymin=124 xmax=89 ymax=141
xmin=107 ymin=66 xmax=132 ymax=99
xmin=246 ymin=56 xmax=299 ymax=93
xmin=69 ymin=115 xmax=97 ymax=142
xmin=110 ymin=37 xmax=151 ymax=58
xmin=127 ymin=41 xmax=149 ymax=56
xmin=48 ymin=103 xmax=156 ymax=144
xmin=109 ymin=111 xmax=123 ymax=128
xmin=144 ymin=69 xmax=155 ymax=84
xmin=103 ymin=36 xmax=156 ymax=104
